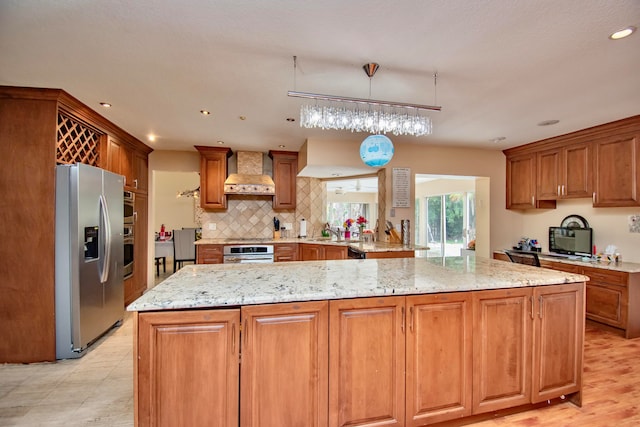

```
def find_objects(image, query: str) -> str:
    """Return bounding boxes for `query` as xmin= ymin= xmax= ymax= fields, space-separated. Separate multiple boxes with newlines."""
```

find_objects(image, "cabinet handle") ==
xmin=530 ymin=296 xmax=534 ymax=319
xmin=592 ymin=192 xmax=596 ymax=203
xmin=133 ymin=211 xmax=138 ymax=222
xmin=133 ymin=179 xmax=138 ymax=189
xmin=243 ymin=319 xmax=248 ymax=348
xmin=562 ymin=185 xmax=565 ymax=196
xmin=231 ymin=323 xmax=236 ymax=354
xmin=531 ymin=195 xmax=534 ymax=205
xmin=557 ymin=185 xmax=561 ymax=196
xmin=409 ymin=306 xmax=414 ymax=332
xmin=539 ymin=295 xmax=544 ymax=319
xmin=401 ymin=307 xmax=405 ymax=333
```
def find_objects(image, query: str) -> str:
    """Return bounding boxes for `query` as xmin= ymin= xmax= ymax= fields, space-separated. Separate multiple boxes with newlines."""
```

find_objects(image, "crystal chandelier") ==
xmin=288 ymin=60 xmax=441 ymax=137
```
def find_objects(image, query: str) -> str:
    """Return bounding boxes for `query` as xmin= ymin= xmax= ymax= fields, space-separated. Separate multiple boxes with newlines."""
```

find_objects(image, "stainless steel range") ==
xmin=223 ymin=244 xmax=274 ymax=264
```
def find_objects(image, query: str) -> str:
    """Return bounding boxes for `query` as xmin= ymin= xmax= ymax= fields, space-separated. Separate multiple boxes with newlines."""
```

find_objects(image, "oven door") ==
xmin=124 ymin=191 xmax=135 ymax=224
xmin=123 ymin=236 xmax=134 ymax=279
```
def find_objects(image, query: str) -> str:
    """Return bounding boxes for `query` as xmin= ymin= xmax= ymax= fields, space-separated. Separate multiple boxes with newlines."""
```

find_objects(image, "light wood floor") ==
xmin=470 ymin=321 xmax=640 ymax=427
xmin=1 ymin=317 xmax=639 ymax=426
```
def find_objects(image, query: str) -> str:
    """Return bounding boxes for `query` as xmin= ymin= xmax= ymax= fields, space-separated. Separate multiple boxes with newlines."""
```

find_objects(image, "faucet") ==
xmin=325 ymin=224 xmax=342 ymax=241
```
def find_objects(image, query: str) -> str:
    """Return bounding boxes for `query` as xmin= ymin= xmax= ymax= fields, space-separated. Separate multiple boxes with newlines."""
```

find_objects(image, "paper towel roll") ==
xmin=299 ymin=219 xmax=307 ymax=237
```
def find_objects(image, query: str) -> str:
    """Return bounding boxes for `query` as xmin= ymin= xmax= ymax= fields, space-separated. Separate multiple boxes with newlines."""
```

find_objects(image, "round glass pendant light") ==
xmin=360 ymin=134 xmax=394 ymax=167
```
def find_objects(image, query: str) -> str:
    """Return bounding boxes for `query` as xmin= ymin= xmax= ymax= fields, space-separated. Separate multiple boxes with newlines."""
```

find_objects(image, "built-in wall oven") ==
xmin=123 ymin=191 xmax=135 ymax=279
xmin=223 ymin=245 xmax=274 ymax=264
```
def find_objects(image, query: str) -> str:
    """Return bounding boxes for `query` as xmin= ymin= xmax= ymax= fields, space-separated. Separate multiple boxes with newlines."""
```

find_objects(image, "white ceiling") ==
xmin=1 ymin=1 xmax=639 ymax=176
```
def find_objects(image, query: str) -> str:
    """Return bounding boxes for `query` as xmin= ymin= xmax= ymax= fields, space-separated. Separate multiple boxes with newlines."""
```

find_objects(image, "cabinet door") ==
xmin=531 ymin=283 xmax=584 ymax=403
xmin=269 ymin=151 xmax=298 ymax=210
xmin=537 ymin=149 xmax=561 ymax=200
xmin=196 ymin=146 xmax=231 ymax=210
xmin=324 ymin=245 xmax=347 ymax=260
xmin=107 ymin=136 xmax=134 ymax=187
xmin=301 ymin=243 xmax=323 ymax=261
xmin=473 ymin=288 xmax=532 ymax=414
xmin=329 ymin=297 xmax=405 ymax=427
xmin=563 ymin=142 xmax=591 ymax=198
xmin=406 ymin=293 xmax=472 ymax=426
xmin=241 ymin=301 xmax=328 ymax=427
xmin=134 ymin=151 xmax=149 ymax=193
xmin=196 ymin=244 xmax=224 ymax=264
xmin=136 ymin=309 xmax=240 ymax=427
xmin=133 ymin=193 xmax=148 ymax=302
xmin=593 ymin=133 xmax=640 ymax=206
xmin=583 ymin=266 xmax=628 ymax=329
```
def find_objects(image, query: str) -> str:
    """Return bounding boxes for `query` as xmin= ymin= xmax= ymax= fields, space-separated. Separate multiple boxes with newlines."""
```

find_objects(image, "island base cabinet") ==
xmin=406 ymin=293 xmax=473 ymax=426
xmin=532 ymin=283 xmax=584 ymax=403
xmin=473 ymin=289 xmax=532 ymax=414
xmin=240 ymin=301 xmax=328 ymax=427
xmin=329 ymin=297 xmax=406 ymax=427
xmin=135 ymin=310 xmax=240 ymax=427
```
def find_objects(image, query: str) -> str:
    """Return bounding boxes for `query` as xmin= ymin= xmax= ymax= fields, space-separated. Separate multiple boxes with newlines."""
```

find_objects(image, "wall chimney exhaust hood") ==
xmin=224 ymin=151 xmax=275 ymax=195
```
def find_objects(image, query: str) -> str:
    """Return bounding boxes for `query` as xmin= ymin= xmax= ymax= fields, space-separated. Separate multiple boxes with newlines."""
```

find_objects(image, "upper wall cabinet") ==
xmin=593 ymin=133 xmax=640 ymax=207
xmin=537 ymin=141 xmax=591 ymax=201
xmin=505 ymin=115 xmax=640 ymax=209
xmin=506 ymin=153 xmax=555 ymax=209
xmin=269 ymin=150 xmax=298 ymax=210
xmin=196 ymin=145 xmax=232 ymax=210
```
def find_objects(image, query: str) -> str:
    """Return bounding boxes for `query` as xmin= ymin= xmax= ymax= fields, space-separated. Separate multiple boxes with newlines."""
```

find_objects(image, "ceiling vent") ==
xmin=224 ymin=151 xmax=276 ymax=195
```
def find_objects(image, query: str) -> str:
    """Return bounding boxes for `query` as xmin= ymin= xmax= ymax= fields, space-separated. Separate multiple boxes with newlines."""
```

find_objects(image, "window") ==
xmin=421 ymin=192 xmax=475 ymax=257
xmin=326 ymin=203 xmax=375 ymax=230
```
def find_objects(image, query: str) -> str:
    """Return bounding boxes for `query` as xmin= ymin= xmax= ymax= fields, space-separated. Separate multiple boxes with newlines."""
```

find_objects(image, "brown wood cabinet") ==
xmin=269 ymin=150 xmax=298 ymax=210
xmin=274 ymin=243 xmax=299 ymax=262
xmin=473 ymin=288 xmax=532 ymax=413
xmin=241 ymin=301 xmax=328 ymax=427
xmin=301 ymin=243 xmax=347 ymax=261
xmin=0 ymin=86 xmax=151 ymax=363
xmin=107 ymin=136 xmax=134 ymax=188
xmin=329 ymin=296 xmax=406 ymax=427
xmin=134 ymin=283 xmax=584 ymax=426
xmin=505 ymin=115 xmax=640 ymax=209
xmin=506 ymin=154 xmax=555 ymax=209
xmin=406 ymin=293 xmax=473 ymax=426
xmin=473 ymin=284 xmax=583 ymax=413
xmin=196 ymin=244 xmax=224 ymax=264
xmin=537 ymin=142 xmax=591 ymax=200
xmin=135 ymin=309 xmax=240 ymax=427
xmin=134 ymin=151 xmax=149 ymax=192
xmin=367 ymin=250 xmax=415 ymax=259
xmin=126 ymin=193 xmax=148 ymax=305
xmin=195 ymin=146 xmax=232 ymax=210
xmin=538 ymin=257 xmax=640 ymax=339
xmin=593 ymin=133 xmax=640 ymax=206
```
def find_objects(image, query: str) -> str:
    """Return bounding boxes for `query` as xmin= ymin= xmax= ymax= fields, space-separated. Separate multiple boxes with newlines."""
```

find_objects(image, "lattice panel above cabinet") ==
xmin=56 ymin=111 xmax=103 ymax=166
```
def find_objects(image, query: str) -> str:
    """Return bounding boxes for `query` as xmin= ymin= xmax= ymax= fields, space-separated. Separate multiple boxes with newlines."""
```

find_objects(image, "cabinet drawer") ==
xmin=582 ymin=267 xmax=627 ymax=286
xmin=274 ymin=243 xmax=298 ymax=262
xmin=197 ymin=245 xmax=224 ymax=264
xmin=540 ymin=260 xmax=582 ymax=274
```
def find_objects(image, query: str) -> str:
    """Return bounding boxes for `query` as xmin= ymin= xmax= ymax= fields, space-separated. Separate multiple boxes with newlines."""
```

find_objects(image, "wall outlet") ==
xmin=283 ymin=223 xmax=293 ymax=230
xmin=208 ymin=223 xmax=216 ymax=231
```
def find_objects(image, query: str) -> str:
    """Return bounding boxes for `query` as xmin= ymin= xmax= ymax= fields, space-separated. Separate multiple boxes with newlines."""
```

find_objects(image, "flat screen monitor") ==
xmin=548 ymin=227 xmax=593 ymax=256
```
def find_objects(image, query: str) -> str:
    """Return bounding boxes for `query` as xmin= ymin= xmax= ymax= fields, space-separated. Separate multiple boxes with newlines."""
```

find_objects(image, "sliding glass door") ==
xmin=423 ymin=192 xmax=474 ymax=257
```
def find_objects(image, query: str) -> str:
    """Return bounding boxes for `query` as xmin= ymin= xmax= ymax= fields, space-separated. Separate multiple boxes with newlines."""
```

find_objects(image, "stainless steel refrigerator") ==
xmin=55 ymin=163 xmax=124 ymax=359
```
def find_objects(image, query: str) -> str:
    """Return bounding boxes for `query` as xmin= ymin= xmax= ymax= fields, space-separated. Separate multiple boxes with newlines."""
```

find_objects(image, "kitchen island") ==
xmin=129 ymin=257 xmax=587 ymax=427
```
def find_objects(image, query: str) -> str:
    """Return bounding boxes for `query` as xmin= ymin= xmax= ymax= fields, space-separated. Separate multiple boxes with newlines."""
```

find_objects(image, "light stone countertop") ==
xmin=495 ymin=250 xmax=640 ymax=273
xmin=127 ymin=256 xmax=588 ymax=312
xmin=195 ymin=237 xmax=426 ymax=253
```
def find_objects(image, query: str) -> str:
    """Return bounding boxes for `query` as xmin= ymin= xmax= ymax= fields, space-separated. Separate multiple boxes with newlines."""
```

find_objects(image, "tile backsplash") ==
xmin=197 ymin=177 xmax=324 ymax=239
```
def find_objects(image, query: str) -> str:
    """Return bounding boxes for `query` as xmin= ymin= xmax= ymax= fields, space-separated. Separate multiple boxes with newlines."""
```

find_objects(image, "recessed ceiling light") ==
xmin=99 ymin=102 xmax=111 ymax=108
xmin=492 ymin=136 xmax=506 ymax=143
xmin=286 ymin=117 xmax=295 ymax=122
xmin=279 ymin=144 xmax=286 ymax=148
xmin=331 ymin=173 xmax=341 ymax=177
xmin=538 ymin=119 xmax=560 ymax=126
xmin=200 ymin=110 xmax=211 ymax=115
xmin=239 ymin=116 xmax=246 ymax=121
xmin=609 ymin=26 xmax=636 ymax=40
xmin=217 ymin=140 xmax=225 ymax=145
xmin=147 ymin=134 xmax=156 ymax=142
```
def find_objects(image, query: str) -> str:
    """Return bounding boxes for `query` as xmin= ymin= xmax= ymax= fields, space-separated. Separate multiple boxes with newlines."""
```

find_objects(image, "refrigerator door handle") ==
xmin=99 ymin=194 xmax=112 ymax=284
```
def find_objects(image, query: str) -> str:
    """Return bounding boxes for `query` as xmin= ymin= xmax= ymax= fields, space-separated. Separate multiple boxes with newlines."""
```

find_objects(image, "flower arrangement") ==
xmin=356 ymin=216 xmax=368 ymax=227
xmin=343 ymin=218 xmax=355 ymax=229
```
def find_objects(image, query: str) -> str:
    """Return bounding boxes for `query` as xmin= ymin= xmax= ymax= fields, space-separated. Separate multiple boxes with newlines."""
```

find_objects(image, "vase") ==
xmin=359 ymin=226 xmax=365 ymax=241
xmin=344 ymin=230 xmax=351 ymax=240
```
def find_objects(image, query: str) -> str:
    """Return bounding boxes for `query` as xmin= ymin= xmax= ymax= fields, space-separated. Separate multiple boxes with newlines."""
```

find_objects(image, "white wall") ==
xmin=154 ymin=171 xmax=199 ymax=233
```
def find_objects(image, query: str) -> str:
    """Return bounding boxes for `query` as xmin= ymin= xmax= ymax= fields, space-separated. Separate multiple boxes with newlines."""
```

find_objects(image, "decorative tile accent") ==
xmin=197 ymin=177 xmax=323 ymax=239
